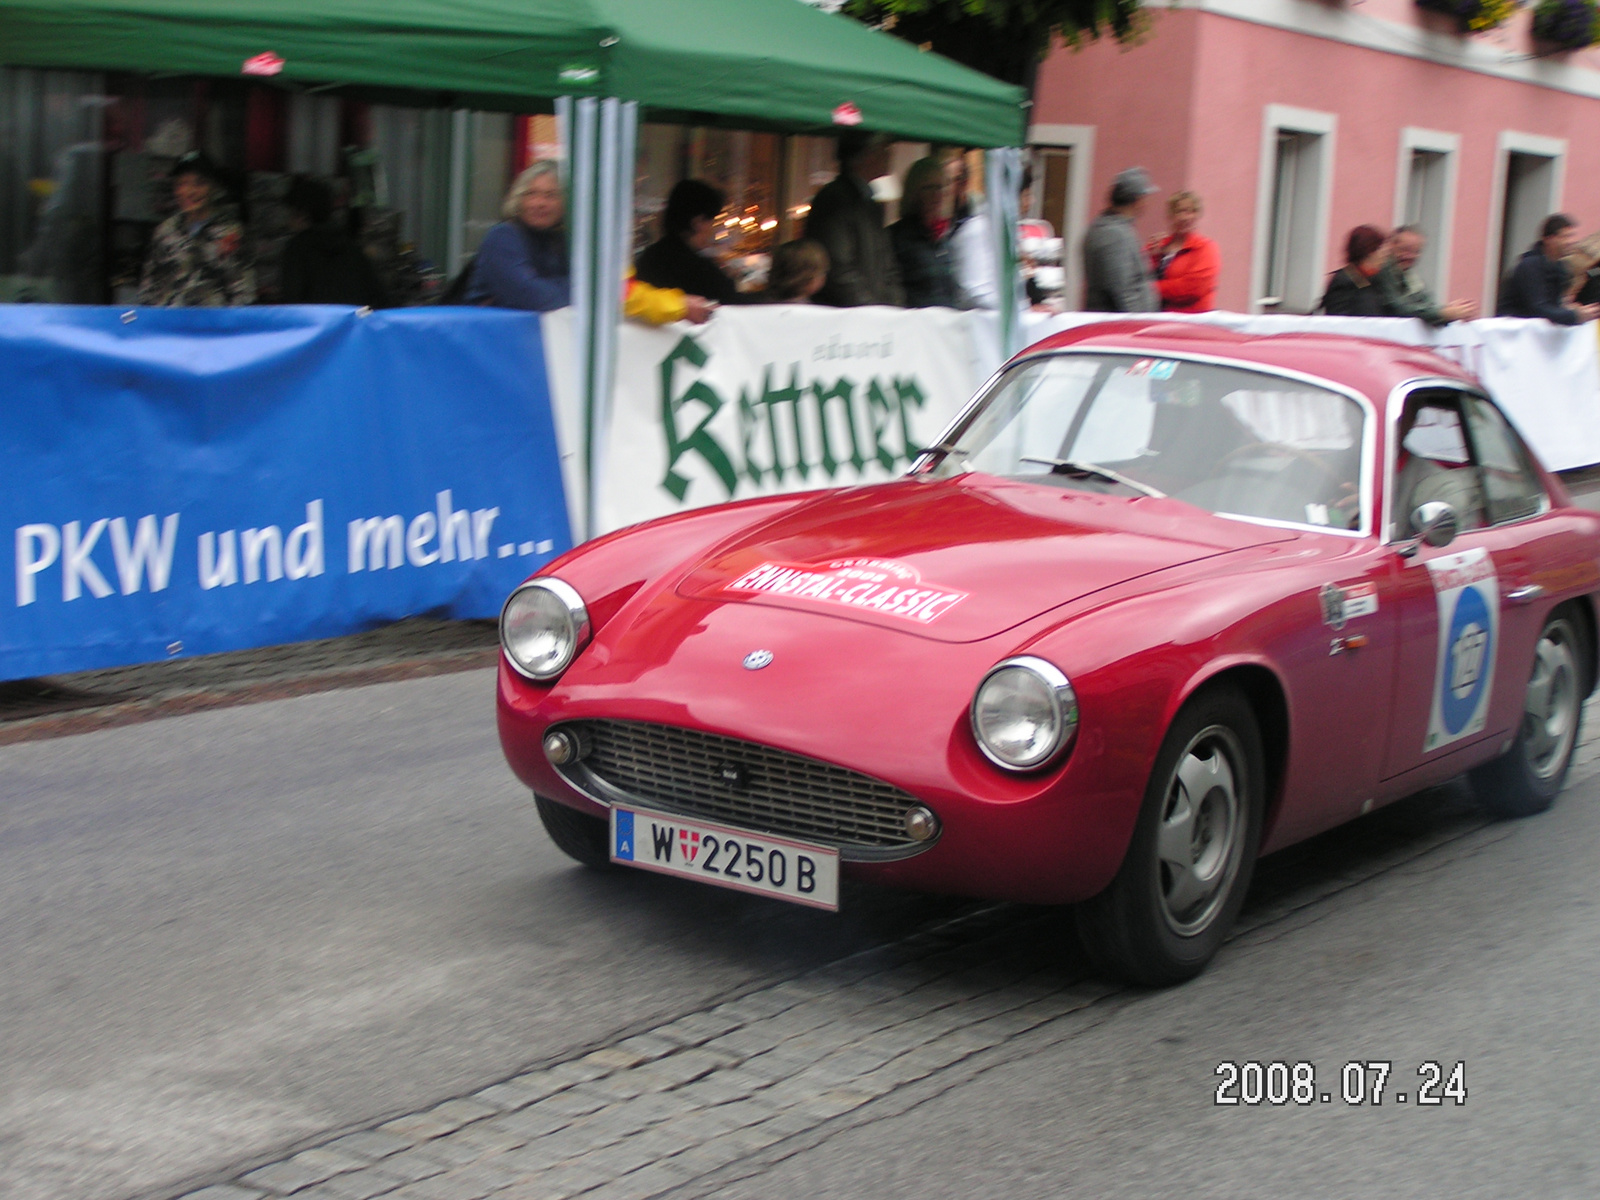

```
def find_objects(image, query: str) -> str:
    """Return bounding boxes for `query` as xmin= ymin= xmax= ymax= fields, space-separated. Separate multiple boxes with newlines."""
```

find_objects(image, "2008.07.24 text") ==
xmin=1214 ymin=1061 xmax=1467 ymax=1106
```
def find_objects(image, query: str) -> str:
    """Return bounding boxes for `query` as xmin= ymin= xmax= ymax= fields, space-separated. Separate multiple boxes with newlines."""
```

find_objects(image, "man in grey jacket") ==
xmin=1082 ymin=167 xmax=1159 ymax=312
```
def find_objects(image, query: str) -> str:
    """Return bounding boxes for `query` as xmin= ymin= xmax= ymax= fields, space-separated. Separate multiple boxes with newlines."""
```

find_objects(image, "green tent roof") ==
xmin=0 ymin=0 xmax=1027 ymax=146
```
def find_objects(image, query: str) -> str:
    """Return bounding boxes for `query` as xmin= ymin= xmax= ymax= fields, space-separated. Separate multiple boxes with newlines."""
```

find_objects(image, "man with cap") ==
xmin=139 ymin=151 xmax=256 ymax=307
xmin=1082 ymin=167 xmax=1159 ymax=313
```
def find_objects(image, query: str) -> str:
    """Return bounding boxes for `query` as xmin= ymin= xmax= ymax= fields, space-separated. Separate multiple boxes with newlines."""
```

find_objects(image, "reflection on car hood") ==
xmin=674 ymin=475 xmax=1295 ymax=643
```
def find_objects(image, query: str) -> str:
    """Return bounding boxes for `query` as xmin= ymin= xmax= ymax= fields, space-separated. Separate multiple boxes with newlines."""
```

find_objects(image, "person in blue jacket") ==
xmin=464 ymin=161 xmax=570 ymax=310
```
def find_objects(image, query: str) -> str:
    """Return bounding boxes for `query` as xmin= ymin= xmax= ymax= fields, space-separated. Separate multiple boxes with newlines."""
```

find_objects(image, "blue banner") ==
xmin=1 ymin=304 xmax=571 ymax=681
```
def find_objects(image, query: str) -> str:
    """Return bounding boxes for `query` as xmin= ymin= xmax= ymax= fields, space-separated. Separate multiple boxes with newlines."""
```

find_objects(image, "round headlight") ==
xmin=500 ymin=578 xmax=590 ymax=681
xmin=971 ymin=656 xmax=1078 ymax=771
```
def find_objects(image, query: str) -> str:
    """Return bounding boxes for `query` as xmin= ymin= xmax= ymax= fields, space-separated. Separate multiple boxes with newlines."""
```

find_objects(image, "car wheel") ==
xmin=1076 ymin=685 xmax=1264 ymax=987
xmin=534 ymin=794 xmax=613 ymax=868
xmin=1470 ymin=610 xmax=1587 ymax=819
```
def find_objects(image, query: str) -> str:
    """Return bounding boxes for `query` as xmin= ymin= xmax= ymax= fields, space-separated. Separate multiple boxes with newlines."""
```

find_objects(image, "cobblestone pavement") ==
xmin=168 ymin=905 xmax=1113 ymax=1200
xmin=163 ymin=702 xmax=1600 ymax=1200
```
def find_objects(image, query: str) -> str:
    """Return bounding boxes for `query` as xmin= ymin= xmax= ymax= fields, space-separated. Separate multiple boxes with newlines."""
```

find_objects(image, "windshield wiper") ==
xmin=1019 ymin=457 xmax=1166 ymax=499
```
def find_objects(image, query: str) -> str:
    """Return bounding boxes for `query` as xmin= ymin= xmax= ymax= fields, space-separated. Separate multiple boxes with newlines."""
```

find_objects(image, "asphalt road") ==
xmin=2 ymin=670 xmax=1597 ymax=1200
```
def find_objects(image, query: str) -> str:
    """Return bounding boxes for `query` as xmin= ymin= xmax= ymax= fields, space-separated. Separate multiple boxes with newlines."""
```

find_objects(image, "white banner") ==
xmin=542 ymin=306 xmax=1600 ymax=539
xmin=590 ymin=304 xmax=984 ymax=535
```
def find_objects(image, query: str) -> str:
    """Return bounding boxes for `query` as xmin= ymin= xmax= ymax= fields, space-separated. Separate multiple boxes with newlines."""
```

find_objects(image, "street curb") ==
xmin=0 ymin=648 xmax=498 ymax=747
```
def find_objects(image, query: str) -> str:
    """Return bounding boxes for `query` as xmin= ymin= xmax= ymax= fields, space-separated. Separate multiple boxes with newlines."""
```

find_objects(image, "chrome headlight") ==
xmin=971 ymin=656 xmax=1078 ymax=771
xmin=500 ymin=578 xmax=590 ymax=681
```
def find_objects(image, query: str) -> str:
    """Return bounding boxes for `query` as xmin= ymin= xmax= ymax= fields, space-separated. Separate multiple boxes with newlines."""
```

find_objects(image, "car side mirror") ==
xmin=1412 ymin=501 xmax=1458 ymax=548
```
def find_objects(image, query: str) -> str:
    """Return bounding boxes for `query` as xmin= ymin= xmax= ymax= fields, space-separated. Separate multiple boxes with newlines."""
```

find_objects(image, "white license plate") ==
xmin=609 ymin=804 xmax=840 ymax=911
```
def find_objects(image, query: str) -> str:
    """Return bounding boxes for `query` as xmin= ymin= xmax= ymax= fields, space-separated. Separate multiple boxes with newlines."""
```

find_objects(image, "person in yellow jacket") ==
xmin=624 ymin=267 xmax=716 ymax=325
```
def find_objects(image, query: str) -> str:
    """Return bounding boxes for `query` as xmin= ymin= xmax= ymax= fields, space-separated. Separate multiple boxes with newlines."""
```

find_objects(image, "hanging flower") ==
xmin=1531 ymin=0 xmax=1600 ymax=46
xmin=1415 ymin=0 xmax=1522 ymax=32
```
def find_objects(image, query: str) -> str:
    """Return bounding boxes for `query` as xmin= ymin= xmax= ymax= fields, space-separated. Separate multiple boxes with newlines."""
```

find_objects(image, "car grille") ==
xmin=556 ymin=719 xmax=934 ymax=860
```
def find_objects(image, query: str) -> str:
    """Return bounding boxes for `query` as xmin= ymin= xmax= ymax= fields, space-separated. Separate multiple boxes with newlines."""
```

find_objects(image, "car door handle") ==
xmin=1505 ymin=584 xmax=1544 ymax=605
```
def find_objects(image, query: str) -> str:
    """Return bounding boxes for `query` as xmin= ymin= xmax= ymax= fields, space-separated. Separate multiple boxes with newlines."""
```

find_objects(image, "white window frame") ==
xmin=1250 ymin=105 xmax=1337 ymax=314
xmin=1392 ymin=128 xmax=1461 ymax=301
xmin=1484 ymin=130 xmax=1567 ymax=312
xmin=1028 ymin=123 xmax=1095 ymax=311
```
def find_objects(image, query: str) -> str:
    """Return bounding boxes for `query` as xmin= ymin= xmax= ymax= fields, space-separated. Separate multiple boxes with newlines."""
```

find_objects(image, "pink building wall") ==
xmin=1033 ymin=2 xmax=1600 ymax=312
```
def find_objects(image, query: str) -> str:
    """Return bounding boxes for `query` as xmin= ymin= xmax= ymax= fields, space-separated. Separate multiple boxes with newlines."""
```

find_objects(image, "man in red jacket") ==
xmin=1147 ymin=190 xmax=1220 ymax=313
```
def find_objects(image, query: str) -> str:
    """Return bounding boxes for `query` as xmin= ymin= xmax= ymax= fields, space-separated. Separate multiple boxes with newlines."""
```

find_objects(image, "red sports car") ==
xmin=497 ymin=320 xmax=1600 ymax=984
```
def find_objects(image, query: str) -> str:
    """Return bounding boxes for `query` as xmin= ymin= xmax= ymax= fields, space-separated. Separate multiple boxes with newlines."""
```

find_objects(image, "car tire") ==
xmin=1075 ymin=685 xmax=1264 ymax=987
xmin=534 ymin=794 xmax=613 ymax=868
xmin=1469 ymin=609 xmax=1588 ymax=820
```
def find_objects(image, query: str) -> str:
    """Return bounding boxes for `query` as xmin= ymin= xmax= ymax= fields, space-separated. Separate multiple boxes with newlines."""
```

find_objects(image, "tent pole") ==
xmin=986 ymin=147 xmax=1024 ymax=360
xmin=560 ymin=95 xmax=638 ymax=542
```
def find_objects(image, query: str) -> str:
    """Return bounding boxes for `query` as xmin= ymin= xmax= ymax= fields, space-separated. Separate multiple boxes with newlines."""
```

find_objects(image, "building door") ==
xmin=1403 ymin=149 xmax=1449 ymax=294
xmin=1027 ymin=125 xmax=1093 ymax=308
xmin=1037 ymin=146 xmax=1070 ymax=235
xmin=1498 ymin=151 xmax=1559 ymax=279
xmin=1254 ymin=108 xmax=1335 ymax=314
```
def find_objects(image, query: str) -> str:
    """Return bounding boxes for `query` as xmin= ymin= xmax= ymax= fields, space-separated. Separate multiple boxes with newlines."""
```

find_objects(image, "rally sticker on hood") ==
xmin=722 ymin=557 xmax=967 ymax=624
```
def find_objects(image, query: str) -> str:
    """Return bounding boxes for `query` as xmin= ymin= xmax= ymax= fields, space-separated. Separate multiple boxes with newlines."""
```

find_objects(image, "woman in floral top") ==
xmin=138 ymin=152 xmax=256 ymax=307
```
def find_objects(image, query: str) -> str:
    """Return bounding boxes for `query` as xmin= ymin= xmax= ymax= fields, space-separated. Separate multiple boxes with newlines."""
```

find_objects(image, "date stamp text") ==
xmin=1213 ymin=1061 xmax=1467 ymax=1106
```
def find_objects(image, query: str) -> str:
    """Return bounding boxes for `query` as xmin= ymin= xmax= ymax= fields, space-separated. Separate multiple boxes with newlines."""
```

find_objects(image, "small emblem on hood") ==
xmin=743 ymin=649 xmax=774 ymax=670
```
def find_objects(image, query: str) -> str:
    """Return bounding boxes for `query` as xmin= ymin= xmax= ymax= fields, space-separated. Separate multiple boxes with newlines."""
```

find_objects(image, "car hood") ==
xmin=673 ymin=475 xmax=1295 ymax=643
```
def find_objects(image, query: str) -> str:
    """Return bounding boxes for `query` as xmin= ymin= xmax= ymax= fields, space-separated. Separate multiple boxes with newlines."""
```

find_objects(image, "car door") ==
xmin=1381 ymin=386 xmax=1590 ymax=781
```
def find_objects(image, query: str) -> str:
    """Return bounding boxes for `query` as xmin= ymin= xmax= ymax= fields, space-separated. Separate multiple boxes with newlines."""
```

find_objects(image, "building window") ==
xmin=1253 ymin=106 xmax=1336 ymax=314
xmin=1393 ymin=129 xmax=1459 ymax=301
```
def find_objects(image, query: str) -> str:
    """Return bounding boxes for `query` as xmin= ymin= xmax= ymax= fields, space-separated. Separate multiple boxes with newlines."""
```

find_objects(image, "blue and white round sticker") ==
xmin=1424 ymin=547 xmax=1499 ymax=751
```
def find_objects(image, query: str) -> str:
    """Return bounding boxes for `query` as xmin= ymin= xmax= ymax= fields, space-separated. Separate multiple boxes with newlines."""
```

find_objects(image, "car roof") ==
xmin=1016 ymin=320 xmax=1482 ymax=406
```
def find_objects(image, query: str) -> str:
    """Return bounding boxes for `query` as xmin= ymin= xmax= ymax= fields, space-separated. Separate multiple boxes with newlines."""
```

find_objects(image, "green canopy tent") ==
xmin=0 ymin=0 xmax=1028 ymax=534
xmin=0 ymin=0 xmax=1024 ymax=145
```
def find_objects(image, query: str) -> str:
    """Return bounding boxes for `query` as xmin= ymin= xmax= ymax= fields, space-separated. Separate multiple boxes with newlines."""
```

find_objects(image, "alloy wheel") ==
xmin=1155 ymin=725 xmax=1247 ymax=938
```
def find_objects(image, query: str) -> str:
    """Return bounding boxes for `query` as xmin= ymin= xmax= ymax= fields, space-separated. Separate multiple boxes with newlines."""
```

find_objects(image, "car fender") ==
xmin=1006 ymin=569 xmax=1304 ymax=892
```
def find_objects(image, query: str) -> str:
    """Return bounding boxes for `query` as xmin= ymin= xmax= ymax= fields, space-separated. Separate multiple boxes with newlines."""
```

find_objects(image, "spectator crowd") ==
xmin=132 ymin=136 xmax=1600 ymax=331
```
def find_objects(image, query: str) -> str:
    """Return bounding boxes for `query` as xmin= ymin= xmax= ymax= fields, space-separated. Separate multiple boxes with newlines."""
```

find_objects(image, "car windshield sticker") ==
xmin=723 ymin=557 xmax=967 ymax=624
xmin=1126 ymin=359 xmax=1155 ymax=377
xmin=1424 ymin=546 xmax=1498 ymax=752
xmin=1148 ymin=360 xmax=1178 ymax=380
xmin=1320 ymin=581 xmax=1378 ymax=629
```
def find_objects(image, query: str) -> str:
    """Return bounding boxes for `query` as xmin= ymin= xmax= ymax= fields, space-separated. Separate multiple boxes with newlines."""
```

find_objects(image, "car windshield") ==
xmin=929 ymin=352 xmax=1368 ymax=531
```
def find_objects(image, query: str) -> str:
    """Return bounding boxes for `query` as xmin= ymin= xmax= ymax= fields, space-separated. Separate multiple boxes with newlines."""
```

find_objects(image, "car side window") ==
xmin=1392 ymin=394 xmax=1487 ymax=536
xmin=1461 ymin=395 xmax=1546 ymax=525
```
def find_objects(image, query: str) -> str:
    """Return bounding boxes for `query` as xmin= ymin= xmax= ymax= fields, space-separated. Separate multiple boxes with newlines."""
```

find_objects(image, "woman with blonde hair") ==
xmin=1146 ymin=190 xmax=1220 ymax=313
xmin=888 ymin=156 xmax=965 ymax=308
xmin=464 ymin=160 xmax=570 ymax=310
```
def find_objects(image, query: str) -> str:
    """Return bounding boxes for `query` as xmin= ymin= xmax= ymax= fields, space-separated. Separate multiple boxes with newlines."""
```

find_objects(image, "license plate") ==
xmin=609 ymin=804 xmax=840 ymax=911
